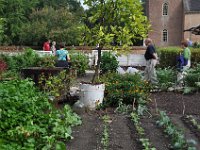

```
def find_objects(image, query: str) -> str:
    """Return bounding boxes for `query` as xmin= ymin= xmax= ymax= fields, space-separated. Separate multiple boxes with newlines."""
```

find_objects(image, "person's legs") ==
xmin=149 ymin=59 xmax=158 ymax=84
xmin=144 ymin=60 xmax=151 ymax=81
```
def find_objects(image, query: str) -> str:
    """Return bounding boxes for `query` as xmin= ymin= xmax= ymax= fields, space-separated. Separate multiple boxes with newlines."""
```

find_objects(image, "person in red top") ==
xmin=43 ymin=39 xmax=51 ymax=51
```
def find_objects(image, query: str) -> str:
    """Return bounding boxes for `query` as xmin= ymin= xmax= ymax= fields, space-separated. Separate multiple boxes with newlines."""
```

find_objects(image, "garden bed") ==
xmin=65 ymin=91 xmax=200 ymax=149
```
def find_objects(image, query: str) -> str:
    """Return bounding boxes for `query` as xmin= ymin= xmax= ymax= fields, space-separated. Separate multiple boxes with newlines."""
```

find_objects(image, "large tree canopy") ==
xmin=83 ymin=0 xmax=149 ymax=49
xmin=0 ymin=0 xmax=84 ymax=45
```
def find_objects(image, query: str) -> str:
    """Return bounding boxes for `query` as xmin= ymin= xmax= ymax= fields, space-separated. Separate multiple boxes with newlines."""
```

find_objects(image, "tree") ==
xmin=19 ymin=7 xmax=83 ymax=46
xmin=82 ymin=0 xmax=150 ymax=82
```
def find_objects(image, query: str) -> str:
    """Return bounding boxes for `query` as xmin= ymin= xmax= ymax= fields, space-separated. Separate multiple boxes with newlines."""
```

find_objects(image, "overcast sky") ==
xmin=79 ymin=0 xmax=88 ymax=9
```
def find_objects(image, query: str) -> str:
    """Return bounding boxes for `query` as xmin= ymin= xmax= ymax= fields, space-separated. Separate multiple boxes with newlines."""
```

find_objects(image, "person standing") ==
xmin=43 ymin=39 xmax=51 ymax=51
xmin=144 ymin=38 xmax=158 ymax=84
xmin=51 ymin=41 xmax=57 ymax=55
xmin=177 ymin=40 xmax=191 ymax=84
xmin=55 ymin=44 xmax=70 ymax=67
xmin=182 ymin=40 xmax=191 ymax=70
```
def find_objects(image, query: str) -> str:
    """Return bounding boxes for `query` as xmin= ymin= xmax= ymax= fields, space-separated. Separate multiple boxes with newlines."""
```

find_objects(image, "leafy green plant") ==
xmin=101 ymin=115 xmax=110 ymax=150
xmin=0 ymin=48 xmax=41 ymax=72
xmin=0 ymin=59 xmax=7 ymax=79
xmin=100 ymin=51 xmax=119 ymax=74
xmin=156 ymin=67 xmax=176 ymax=90
xmin=131 ymin=112 xmax=156 ymax=150
xmin=38 ymin=70 xmax=74 ymax=101
xmin=82 ymin=0 xmax=149 ymax=82
xmin=156 ymin=111 xmax=196 ymax=150
xmin=37 ymin=55 xmax=56 ymax=68
xmin=99 ymin=73 xmax=151 ymax=111
xmin=114 ymin=99 xmax=132 ymax=115
xmin=0 ymin=79 xmax=81 ymax=149
xmin=70 ymin=52 xmax=89 ymax=76
xmin=185 ymin=115 xmax=200 ymax=130
xmin=185 ymin=64 xmax=200 ymax=89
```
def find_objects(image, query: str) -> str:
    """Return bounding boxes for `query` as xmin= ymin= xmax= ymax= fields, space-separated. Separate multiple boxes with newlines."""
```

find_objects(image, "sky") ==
xmin=79 ymin=0 xmax=88 ymax=9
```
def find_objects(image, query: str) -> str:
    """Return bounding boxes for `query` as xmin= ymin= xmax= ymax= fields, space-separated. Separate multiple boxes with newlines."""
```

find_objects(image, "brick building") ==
xmin=145 ymin=0 xmax=200 ymax=46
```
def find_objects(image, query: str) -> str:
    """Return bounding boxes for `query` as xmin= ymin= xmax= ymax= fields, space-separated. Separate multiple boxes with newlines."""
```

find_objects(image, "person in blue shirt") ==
xmin=55 ymin=45 xmax=70 ymax=67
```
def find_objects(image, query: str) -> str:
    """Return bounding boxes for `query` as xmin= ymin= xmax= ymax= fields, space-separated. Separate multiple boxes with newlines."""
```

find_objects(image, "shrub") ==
xmin=185 ymin=63 xmax=200 ymax=89
xmin=70 ymin=52 xmax=89 ymax=76
xmin=100 ymin=51 xmax=119 ymax=74
xmin=0 ymin=59 xmax=7 ymax=79
xmin=0 ymin=48 xmax=41 ymax=72
xmin=156 ymin=67 xmax=176 ymax=90
xmin=99 ymin=73 xmax=151 ymax=110
xmin=157 ymin=47 xmax=200 ymax=68
xmin=0 ymin=79 xmax=81 ymax=149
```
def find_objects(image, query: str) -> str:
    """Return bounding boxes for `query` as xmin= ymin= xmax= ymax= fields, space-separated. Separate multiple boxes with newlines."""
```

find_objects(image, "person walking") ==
xmin=144 ymin=38 xmax=158 ymax=84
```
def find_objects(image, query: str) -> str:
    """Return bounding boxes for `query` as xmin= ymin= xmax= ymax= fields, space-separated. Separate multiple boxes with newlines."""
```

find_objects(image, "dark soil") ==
xmin=149 ymin=92 xmax=200 ymax=115
xmin=66 ymin=71 xmax=200 ymax=150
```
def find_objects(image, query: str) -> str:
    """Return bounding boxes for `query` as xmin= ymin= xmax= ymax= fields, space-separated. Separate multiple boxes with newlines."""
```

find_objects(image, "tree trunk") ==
xmin=92 ymin=47 xmax=102 ymax=83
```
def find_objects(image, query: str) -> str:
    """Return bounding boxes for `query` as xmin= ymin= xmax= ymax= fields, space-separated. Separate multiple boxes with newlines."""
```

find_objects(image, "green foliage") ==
xmin=0 ymin=0 xmax=84 ymax=45
xmin=0 ymin=48 xmax=41 ymax=72
xmin=157 ymin=47 xmax=200 ymax=68
xmin=100 ymin=51 xmax=119 ymax=74
xmin=193 ymin=42 xmax=200 ymax=48
xmin=185 ymin=64 xmax=200 ymax=89
xmin=156 ymin=111 xmax=196 ymax=150
xmin=101 ymin=115 xmax=110 ymax=150
xmin=0 ymin=0 xmax=38 ymax=45
xmin=37 ymin=55 xmax=56 ymax=68
xmin=38 ymin=70 xmax=73 ymax=101
xmin=83 ymin=0 xmax=149 ymax=47
xmin=19 ymin=7 xmax=83 ymax=46
xmin=82 ymin=0 xmax=149 ymax=81
xmin=99 ymin=73 xmax=151 ymax=109
xmin=70 ymin=52 xmax=89 ymax=76
xmin=131 ymin=112 xmax=156 ymax=150
xmin=157 ymin=47 xmax=181 ymax=68
xmin=0 ymin=49 xmax=58 ymax=76
xmin=156 ymin=67 xmax=176 ymax=90
xmin=0 ymin=79 xmax=81 ymax=149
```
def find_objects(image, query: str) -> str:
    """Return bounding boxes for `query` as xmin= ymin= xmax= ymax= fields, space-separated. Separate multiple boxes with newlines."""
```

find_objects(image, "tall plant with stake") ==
xmin=83 ymin=0 xmax=150 ymax=82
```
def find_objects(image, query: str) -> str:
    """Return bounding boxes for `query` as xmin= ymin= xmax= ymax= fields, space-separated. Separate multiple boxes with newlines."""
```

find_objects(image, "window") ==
xmin=162 ymin=3 xmax=168 ymax=16
xmin=162 ymin=29 xmax=168 ymax=42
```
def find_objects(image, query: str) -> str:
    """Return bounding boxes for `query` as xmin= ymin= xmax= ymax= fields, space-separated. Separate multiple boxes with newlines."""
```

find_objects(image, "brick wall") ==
xmin=147 ymin=0 xmax=183 ymax=46
xmin=184 ymin=13 xmax=200 ymax=42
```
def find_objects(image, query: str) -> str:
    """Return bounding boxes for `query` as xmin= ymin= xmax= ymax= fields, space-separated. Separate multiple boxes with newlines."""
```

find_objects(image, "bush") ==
xmin=157 ymin=47 xmax=200 ymax=68
xmin=99 ymin=73 xmax=151 ymax=110
xmin=0 ymin=48 xmax=41 ymax=72
xmin=0 ymin=79 xmax=81 ymax=149
xmin=100 ymin=51 xmax=119 ymax=74
xmin=156 ymin=67 xmax=176 ymax=90
xmin=70 ymin=52 xmax=89 ymax=76
xmin=185 ymin=64 xmax=200 ymax=89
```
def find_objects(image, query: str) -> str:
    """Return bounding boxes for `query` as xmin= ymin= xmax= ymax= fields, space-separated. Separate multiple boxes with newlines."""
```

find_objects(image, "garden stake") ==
xmin=182 ymin=95 xmax=185 ymax=115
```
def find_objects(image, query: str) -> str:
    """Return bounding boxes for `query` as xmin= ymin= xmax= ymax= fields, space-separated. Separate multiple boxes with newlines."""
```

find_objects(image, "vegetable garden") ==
xmin=0 ymin=47 xmax=200 ymax=150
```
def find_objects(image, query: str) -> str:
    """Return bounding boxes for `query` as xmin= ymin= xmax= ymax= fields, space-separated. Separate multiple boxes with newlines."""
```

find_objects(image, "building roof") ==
xmin=183 ymin=0 xmax=200 ymax=13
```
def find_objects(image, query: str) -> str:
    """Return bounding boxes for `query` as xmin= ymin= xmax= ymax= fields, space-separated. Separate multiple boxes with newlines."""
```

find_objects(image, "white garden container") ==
xmin=79 ymin=82 xmax=105 ymax=110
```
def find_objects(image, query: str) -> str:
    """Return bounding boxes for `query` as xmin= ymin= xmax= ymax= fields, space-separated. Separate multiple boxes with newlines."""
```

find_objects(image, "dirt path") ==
xmin=66 ymin=111 xmax=140 ymax=150
xmin=66 ymin=112 xmax=103 ymax=150
xmin=108 ymin=114 xmax=139 ymax=150
xmin=140 ymin=116 xmax=170 ymax=150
